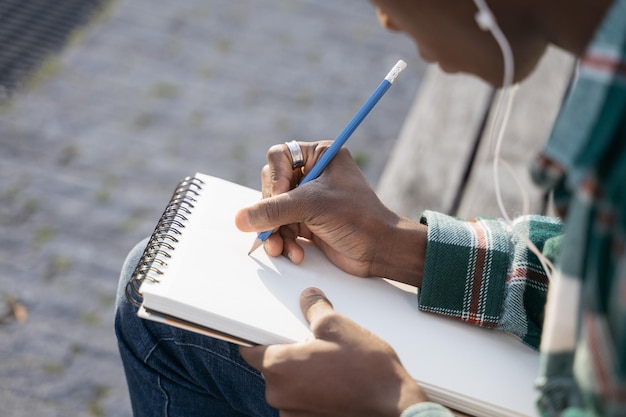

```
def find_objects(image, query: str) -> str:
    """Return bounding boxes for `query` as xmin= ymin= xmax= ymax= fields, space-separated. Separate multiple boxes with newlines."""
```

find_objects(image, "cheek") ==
xmin=402 ymin=23 xmax=448 ymax=62
xmin=404 ymin=15 xmax=467 ymax=58
xmin=413 ymin=24 xmax=508 ymax=83
xmin=409 ymin=30 xmax=471 ymax=68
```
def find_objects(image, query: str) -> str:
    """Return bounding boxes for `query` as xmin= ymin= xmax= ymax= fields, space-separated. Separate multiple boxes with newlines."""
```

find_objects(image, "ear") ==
xmin=376 ymin=7 xmax=401 ymax=31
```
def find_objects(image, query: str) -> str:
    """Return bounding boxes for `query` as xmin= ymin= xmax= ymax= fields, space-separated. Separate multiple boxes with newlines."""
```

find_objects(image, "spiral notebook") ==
xmin=127 ymin=173 xmax=540 ymax=417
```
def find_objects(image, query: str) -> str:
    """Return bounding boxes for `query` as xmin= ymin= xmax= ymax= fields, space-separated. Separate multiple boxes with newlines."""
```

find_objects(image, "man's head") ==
xmin=371 ymin=0 xmax=614 ymax=85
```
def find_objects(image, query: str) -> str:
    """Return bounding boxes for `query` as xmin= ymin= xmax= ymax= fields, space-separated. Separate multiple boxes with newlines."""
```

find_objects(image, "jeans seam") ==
xmin=143 ymin=337 xmax=262 ymax=380
xmin=157 ymin=374 xmax=170 ymax=417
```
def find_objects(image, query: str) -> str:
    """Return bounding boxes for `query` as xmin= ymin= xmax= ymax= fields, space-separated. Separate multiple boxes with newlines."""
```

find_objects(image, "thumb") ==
xmin=235 ymin=191 xmax=304 ymax=233
xmin=300 ymin=287 xmax=334 ymax=325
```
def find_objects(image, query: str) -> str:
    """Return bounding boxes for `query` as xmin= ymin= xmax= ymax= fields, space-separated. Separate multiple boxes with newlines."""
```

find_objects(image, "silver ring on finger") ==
xmin=285 ymin=140 xmax=304 ymax=170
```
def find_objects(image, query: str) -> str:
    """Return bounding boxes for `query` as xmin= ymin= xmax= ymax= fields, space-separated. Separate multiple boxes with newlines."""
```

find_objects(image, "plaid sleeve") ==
xmin=418 ymin=211 xmax=563 ymax=349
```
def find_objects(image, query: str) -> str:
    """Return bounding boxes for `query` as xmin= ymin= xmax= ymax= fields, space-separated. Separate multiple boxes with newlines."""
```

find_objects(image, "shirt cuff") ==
xmin=400 ymin=402 xmax=455 ymax=417
xmin=418 ymin=210 xmax=512 ymax=328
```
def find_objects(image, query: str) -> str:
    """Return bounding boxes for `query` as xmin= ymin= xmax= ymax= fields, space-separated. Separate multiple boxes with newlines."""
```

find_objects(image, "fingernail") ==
xmin=302 ymin=287 xmax=324 ymax=298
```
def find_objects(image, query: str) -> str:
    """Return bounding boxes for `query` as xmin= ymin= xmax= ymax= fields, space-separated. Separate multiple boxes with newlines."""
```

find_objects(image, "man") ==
xmin=116 ymin=0 xmax=625 ymax=416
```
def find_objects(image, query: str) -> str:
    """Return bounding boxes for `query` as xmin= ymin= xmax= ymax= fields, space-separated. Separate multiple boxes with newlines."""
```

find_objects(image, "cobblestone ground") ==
xmin=0 ymin=1 xmax=425 ymax=416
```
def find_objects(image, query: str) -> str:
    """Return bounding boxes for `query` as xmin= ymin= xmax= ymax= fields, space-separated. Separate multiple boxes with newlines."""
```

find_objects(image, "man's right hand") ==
xmin=235 ymin=140 xmax=427 ymax=288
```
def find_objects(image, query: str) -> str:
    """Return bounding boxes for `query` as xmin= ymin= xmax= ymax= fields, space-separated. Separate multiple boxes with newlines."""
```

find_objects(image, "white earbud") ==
xmin=470 ymin=0 xmax=514 ymax=87
xmin=475 ymin=8 xmax=496 ymax=32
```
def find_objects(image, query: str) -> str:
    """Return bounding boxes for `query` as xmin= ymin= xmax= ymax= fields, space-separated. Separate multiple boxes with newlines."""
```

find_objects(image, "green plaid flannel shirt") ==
xmin=404 ymin=1 xmax=626 ymax=416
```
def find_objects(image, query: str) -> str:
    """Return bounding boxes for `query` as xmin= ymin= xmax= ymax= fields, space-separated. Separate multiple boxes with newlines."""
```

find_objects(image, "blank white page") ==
xmin=139 ymin=173 xmax=539 ymax=417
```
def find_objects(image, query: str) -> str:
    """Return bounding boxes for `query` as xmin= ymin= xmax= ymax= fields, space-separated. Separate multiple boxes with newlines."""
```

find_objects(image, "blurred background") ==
xmin=0 ymin=0 xmax=426 ymax=415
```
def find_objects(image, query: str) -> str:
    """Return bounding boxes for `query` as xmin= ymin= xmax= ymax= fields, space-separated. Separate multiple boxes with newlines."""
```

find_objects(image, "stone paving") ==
xmin=0 ymin=1 xmax=426 ymax=416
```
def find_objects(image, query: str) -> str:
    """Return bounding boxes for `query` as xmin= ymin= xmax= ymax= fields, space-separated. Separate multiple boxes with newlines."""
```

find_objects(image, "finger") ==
xmin=263 ymin=231 xmax=285 ymax=258
xmin=239 ymin=344 xmax=268 ymax=372
xmin=300 ymin=287 xmax=334 ymax=325
xmin=234 ymin=187 xmax=308 ymax=233
xmin=239 ymin=343 xmax=295 ymax=374
xmin=262 ymin=143 xmax=302 ymax=199
xmin=277 ymin=224 xmax=305 ymax=264
xmin=282 ymin=235 xmax=305 ymax=264
xmin=264 ymin=141 xmax=333 ymax=197
xmin=264 ymin=223 xmax=309 ymax=263
xmin=261 ymin=161 xmax=291 ymax=200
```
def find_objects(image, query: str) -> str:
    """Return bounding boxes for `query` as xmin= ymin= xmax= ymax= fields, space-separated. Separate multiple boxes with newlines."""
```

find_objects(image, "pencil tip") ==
xmin=248 ymin=238 xmax=263 ymax=256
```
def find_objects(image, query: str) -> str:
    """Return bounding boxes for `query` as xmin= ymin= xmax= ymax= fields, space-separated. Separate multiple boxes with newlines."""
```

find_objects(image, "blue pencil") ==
xmin=248 ymin=59 xmax=407 ymax=255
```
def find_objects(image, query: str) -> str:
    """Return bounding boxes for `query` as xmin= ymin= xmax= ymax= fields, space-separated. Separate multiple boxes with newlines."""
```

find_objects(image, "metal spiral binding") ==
xmin=125 ymin=176 xmax=205 ymax=306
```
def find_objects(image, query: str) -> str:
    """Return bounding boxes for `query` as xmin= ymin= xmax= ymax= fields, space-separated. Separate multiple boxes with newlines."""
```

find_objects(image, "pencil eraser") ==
xmin=385 ymin=60 xmax=407 ymax=83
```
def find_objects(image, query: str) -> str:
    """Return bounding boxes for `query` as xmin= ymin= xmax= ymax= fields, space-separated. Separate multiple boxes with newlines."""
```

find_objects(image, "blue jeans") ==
xmin=115 ymin=239 xmax=278 ymax=417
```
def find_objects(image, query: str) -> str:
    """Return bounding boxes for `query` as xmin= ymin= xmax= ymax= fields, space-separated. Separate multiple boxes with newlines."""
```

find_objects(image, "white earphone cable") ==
xmin=471 ymin=0 xmax=555 ymax=278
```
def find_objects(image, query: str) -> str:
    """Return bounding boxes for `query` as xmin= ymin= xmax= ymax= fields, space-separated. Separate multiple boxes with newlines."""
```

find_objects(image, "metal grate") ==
xmin=0 ymin=0 xmax=107 ymax=99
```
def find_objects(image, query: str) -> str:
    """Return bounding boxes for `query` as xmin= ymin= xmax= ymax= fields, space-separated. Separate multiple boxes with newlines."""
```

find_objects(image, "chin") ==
xmin=417 ymin=48 xmax=436 ymax=64
xmin=437 ymin=62 xmax=459 ymax=74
